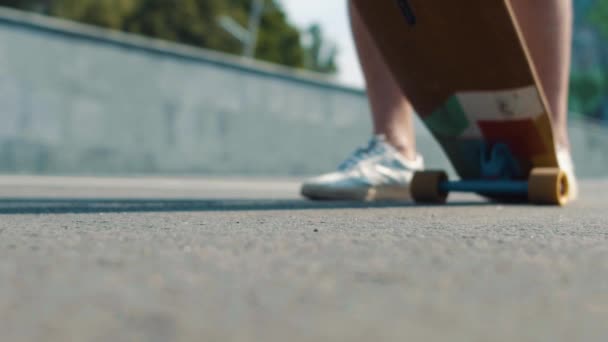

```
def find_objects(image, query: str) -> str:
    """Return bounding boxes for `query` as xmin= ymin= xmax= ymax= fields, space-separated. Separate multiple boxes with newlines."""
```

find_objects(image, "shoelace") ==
xmin=338 ymin=138 xmax=386 ymax=171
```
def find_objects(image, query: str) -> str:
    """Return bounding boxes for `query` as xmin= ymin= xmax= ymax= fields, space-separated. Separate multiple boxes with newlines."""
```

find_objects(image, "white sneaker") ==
xmin=557 ymin=146 xmax=579 ymax=201
xmin=301 ymin=135 xmax=424 ymax=201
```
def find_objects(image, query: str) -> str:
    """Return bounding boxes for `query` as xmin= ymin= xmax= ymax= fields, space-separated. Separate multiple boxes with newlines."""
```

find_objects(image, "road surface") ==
xmin=0 ymin=175 xmax=606 ymax=341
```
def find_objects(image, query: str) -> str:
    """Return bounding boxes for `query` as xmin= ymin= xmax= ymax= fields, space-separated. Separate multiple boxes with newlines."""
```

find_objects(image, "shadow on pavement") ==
xmin=0 ymin=198 xmax=490 ymax=215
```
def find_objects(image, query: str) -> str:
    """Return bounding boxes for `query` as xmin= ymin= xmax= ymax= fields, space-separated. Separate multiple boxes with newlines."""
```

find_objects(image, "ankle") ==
xmin=384 ymin=137 xmax=418 ymax=162
xmin=555 ymin=133 xmax=571 ymax=152
xmin=373 ymin=128 xmax=418 ymax=161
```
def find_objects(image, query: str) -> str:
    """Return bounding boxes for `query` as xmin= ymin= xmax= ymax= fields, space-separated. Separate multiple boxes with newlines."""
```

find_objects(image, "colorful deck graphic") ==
xmin=424 ymin=86 xmax=557 ymax=179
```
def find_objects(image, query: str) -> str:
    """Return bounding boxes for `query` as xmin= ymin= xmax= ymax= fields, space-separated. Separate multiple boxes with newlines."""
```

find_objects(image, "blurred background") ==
xmin=0 ymin=0 xmax=606 ymax=178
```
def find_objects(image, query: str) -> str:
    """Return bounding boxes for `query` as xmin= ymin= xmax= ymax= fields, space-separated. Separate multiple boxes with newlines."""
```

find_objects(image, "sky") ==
xmin=280 ymin=0 xmax=365 ymax=87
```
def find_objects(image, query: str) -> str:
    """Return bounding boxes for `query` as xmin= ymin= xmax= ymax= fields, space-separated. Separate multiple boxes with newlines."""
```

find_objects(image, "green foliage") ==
xmin=588 ymin=0 xmax=608 ymax=38
xmin=124 ymin=0 xmax=238 ymax=52
xmin=51 ymin=0 xmax=138 ymax=29
xmin=569 ymin=71 xmax=605 ymax=116
xmin=303 ymin=24 xmax=337 ymax=74
xmin=254 ymin=1 xmax=304 ymax=67
xmin=571 ymin=0 xmax=608 ymax=121
xmin=0 ymin=0 xmax=337 ymax=74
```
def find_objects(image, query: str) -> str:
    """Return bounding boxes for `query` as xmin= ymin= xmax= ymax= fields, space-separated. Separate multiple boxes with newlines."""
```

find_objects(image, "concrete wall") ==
xmin=0 ymin=7 xmax=604 ymax=178
xmin=0 ymin=8 xmax=384 ymax=176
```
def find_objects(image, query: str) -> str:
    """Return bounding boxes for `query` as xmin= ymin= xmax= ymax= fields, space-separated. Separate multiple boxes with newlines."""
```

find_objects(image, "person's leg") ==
xmin=300 ymin=1 xmax=423 ymax=201
xmin=510 ymin=0 xmax=577 ymax=199
xmin=509 ymin=0 xmax=573 ymax=150
xmin=349 ymin=1 xmax=417 ymax=161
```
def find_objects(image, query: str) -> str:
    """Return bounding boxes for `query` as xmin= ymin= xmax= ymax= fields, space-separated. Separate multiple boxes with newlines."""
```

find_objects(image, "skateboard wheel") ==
xmin=528 ymin=168 xmax=570 ymax=206
xmin=411 ymin=171 xmax=449 ymax=204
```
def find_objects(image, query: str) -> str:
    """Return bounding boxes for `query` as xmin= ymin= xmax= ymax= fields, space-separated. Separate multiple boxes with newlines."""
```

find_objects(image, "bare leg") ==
xmin=349 ymin=2 xmax=417 ymax=161
xmin=509 ymin=0 xmax=573 ymax=149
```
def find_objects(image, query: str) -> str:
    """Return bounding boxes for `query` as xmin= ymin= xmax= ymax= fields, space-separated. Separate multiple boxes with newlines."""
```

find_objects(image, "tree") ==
xmin=124 ymin=0 xmax=240 ymax=53
xmin=302 ymin=24 xmax=338 ymax=74
xmin=572 ymin=0 xmax=608 ymax=121
xmin=0 ymin=0 xmax=337 ymax=74
xmin=588 ymin=0 xmax=608 ymax=39
xmin=51 ymin=0 xmax=138 ymax=30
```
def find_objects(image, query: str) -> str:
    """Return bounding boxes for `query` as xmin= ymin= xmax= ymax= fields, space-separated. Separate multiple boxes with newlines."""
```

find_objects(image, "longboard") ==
xmin=352 ymin=0 xmax=571 ymax=205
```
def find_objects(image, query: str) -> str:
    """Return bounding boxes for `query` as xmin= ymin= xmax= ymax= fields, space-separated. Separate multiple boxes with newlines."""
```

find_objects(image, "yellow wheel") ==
xmin=528 ymin=168 xmax=570 ymax=206
xmin=411 ymin=171 xmax=449 ymax=204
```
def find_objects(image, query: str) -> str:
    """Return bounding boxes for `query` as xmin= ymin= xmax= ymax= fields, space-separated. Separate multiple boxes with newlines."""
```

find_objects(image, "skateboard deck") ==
xmin=353 ymin=0 xmax=568 ymax=204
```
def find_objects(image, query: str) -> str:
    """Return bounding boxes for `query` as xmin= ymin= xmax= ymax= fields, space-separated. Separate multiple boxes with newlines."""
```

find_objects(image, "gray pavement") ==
xmin=0 ymin=175 xmax=607 ymax=342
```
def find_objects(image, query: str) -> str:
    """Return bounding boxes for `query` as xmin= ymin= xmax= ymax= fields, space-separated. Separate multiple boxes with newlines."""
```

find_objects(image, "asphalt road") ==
xmin=0 ymin=175 xmax=607 ymax=342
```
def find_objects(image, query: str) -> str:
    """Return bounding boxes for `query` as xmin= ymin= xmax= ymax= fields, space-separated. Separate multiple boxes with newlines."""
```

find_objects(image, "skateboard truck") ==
xmin=411 ymin=144 xmax=570 ymax=206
